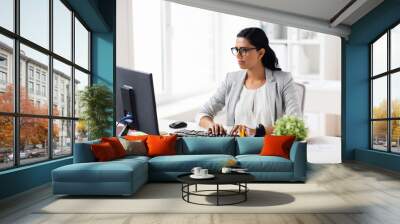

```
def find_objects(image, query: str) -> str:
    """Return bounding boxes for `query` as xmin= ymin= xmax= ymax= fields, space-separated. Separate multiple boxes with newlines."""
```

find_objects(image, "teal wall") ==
xmin=0 ymin=158 xmax=72 ymax=199
xmin=91 ymin=0 xmax=116 ymax=135
xmin=0 ymin=0 xmax=116 ymax=200
xmin=343 ymin=0 xmax=400 ymax=171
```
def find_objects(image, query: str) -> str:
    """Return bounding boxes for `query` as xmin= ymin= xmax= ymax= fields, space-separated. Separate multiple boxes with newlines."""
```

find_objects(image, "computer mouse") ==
xmin=169 ymin=121 xmax=187 ymax=129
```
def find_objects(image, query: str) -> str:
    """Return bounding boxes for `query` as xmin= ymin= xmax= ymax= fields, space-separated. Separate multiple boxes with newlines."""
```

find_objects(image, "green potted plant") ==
xmin=79 ymin=84 xmax=113 ymax=140
xmin=273 ymin=115 xmax=308 ymax=141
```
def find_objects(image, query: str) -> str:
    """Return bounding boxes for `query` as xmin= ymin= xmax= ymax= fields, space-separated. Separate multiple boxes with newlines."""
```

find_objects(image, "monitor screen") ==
xmin=116 ymin=68 xmax=159 ymax=135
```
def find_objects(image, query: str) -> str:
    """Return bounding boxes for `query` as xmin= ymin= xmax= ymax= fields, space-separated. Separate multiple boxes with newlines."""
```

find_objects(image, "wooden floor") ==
xmin=1 ymin=162 xmax=400 ymax=224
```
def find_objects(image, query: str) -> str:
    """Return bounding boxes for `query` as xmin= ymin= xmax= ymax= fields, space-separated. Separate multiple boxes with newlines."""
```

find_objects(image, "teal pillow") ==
xmin=236 ymin=137 xmax=264 ymax=155
xmin=180 ymin=137 xmax=235 ymax=155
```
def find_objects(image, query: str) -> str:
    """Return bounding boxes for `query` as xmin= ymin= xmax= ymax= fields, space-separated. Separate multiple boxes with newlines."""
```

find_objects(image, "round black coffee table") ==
xmin=177 ymin=173 xmax=255 ymax=206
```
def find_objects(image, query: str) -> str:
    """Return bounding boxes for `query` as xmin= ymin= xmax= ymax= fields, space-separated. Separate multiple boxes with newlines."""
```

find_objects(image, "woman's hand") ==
xmin=208 ymin=123 xmax=227 ymax=135
xmin=200 ymin=116 xmax=226 ymax=135
xmin=230 ymin=125 xmax=255 ymax=136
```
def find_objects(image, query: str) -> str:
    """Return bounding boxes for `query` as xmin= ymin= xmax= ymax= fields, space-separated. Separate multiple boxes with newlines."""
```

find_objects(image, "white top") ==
xmin=234 ymin=83 xmax=273 ymax=129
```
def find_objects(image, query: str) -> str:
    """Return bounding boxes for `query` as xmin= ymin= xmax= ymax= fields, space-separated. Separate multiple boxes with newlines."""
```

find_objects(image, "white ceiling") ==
xmin=167 ymin=0 xmax=384 ymax=38
xmin=226 ymin=0 xmax=353 ymax=24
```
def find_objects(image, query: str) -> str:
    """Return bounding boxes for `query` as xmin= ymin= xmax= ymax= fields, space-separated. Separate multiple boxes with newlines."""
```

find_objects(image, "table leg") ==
xmin=217 ymin=184 xmax=219 ymax=206
xmin=195 ymin=184 xmax=197 ymax=192
xmin=245 ymin=183 xmax=247 ymax=201
xmin=181 ymin=184 xmax=183 ymax=199
xmin=187 ymin=184 xmax=190 ymax=202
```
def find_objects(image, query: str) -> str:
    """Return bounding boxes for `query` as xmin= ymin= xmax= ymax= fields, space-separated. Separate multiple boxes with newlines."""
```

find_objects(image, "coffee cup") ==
xmin=191 ymin=167 xmax=202 ymax=176
xmin=221 ymin=167 xmax=232 ymax=174
xmin=200 ymin=169 xmax=208 ymax=176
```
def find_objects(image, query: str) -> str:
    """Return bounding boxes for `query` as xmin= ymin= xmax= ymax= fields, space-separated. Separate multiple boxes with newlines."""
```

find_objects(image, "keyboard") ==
xmin=173 ymin=129 xmax=238 ymax=137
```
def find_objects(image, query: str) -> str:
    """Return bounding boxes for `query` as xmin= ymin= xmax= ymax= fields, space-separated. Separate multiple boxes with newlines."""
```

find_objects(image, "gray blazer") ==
xmin=196 ymin=68 xmax=302 ymax=126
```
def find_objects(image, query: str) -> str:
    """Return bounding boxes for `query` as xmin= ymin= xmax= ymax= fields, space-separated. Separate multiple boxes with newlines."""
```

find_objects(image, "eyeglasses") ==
xmin=231 ymin=47 xmax=258 ymax=56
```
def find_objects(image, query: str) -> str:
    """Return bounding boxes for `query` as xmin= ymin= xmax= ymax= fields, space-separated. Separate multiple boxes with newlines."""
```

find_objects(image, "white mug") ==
xmin=191 ymin=167 xmax=202 ymax=176
xmin=221 ymin=167 xmax=232 ymax=174
xmin=200 ymin=169 xmax=208 ymax=176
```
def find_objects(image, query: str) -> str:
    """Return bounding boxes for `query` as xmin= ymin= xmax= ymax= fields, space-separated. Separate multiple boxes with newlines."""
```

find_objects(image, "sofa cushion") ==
xmin=91 ymin=142 xmax=118 ymax=161
xmin=124 ymin=135 xmax=148 ymax=141
xmin=236 ymin=155 xmax=293 ymax=172
xmin=147 ymin=135 xmax=177 ymax=157
xmin=101 ymin=137 xmax=127 ymax=158
xmin=148 ymin=154 xmax=235 ymax=172
xmin=53 ymin=156 xmax=148 ymax=183
xmin=180 ymin=137 xmax=235 ymax=155
xmin=260 ymin=135 xmax=296 ymax=159
xmin=119 ymin=138 xmax=147 ymax=156
xmin=236 ymin=137 xmax=264 ymax=155
xmin=114 ymin=155 xmax=150 ymax=164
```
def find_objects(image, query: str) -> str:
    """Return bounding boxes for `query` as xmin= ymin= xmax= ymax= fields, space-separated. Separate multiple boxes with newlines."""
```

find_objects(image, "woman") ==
xmin=196 ymin=27 xmax=301 ymax=136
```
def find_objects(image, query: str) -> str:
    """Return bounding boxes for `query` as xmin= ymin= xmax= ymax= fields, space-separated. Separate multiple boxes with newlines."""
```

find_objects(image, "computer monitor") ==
xmin=116 ymin=67 xmax=159 ymax=135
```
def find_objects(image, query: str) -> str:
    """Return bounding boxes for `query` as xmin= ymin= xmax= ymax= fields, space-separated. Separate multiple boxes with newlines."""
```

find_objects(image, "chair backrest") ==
xmin=294 ymin=82 xmax=306 ymax=115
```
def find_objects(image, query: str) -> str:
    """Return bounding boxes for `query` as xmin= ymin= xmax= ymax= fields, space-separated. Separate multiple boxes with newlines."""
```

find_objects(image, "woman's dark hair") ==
xmin=237 ymin=27 xmax=281 ymax=71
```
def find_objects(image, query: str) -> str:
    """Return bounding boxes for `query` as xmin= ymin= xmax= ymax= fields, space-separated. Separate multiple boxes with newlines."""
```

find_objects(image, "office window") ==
xmin=372 ymin=34 xmax=387 ymax=77
xmin=21 ymin=44 xmax=49 ymax=115
xmin=0 ymin=0 xmax=14 ymax=31
xmin=74 ymin=69 xmax=89 ymax=143
xmin=53 ymin=59 xmax=72 ymax=117
xmin=0 ymin=116 xmax=13 ymax=170
xmin=20 ymin=0 xmax=49 ymax=49
xmin=53 ymin=119 xmax=72 ymax=158
xmin=74 ymin=18 xmax=89 ymax=70
xmin=19 ymin=117 xmax=49 ymax=165
xmin=0 ymin=53 xmax=8 ymax=90
xmin=0 ymin=34 xmax=14 ymax=112
xmin=0 ymin=1 xmax=91 ymax=170
xmin=74 ymin=69 xmax=89 ymax=119
xmin=391 ymin=24 xmax=400 ymax=70
xmin=370 ymin=22 xmax=400 ymax=154
xmin=372 ymin=77 xmax=387 ymax=119
xmin=53 ymin=0 xmax=72 ymax=60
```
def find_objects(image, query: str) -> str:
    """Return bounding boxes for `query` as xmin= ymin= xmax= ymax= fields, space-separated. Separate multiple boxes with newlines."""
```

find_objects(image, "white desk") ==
xmin=117 ymin=119 xmax=206 ymax=136
xmin=117 ymin=119 xmax=232 ymax=136
xmin=157 ymin=119 xmax=206 ymax=134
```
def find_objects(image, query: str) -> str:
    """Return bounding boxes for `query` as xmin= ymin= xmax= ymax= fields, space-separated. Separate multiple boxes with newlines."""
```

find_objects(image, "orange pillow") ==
xmin=91 ymin=142 xmax=118 ymax=161
xmin=259 ymin=135 xmax=296 ymax=159
xmin=146 ymin=135 xmax=177 ymax=157
xmin=101 ymin=137 xmax=127 ymax=158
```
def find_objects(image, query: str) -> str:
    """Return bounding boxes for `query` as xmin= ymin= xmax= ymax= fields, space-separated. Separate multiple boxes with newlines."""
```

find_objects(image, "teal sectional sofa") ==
xmin=52 ymin=137 xmax=307 ymax=196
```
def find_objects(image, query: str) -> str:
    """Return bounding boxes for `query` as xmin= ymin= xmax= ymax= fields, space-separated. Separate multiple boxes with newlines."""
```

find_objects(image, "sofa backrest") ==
xmin=73 ymin=139 xmax=100 ymax=163
xmin=178 ymin=137 xmax=236 ymax=155
xmin=74 ymin=136 xmax=275 ymax=162
xmin=235 ymin=137 xmax=264 ymax=155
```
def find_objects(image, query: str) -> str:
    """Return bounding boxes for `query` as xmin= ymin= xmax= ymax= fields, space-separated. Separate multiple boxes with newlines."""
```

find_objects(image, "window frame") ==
xmin=370 ymin=20 xmax=400 ymax=154
xmin=0 ymin=0 xmax=92 ymax=171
